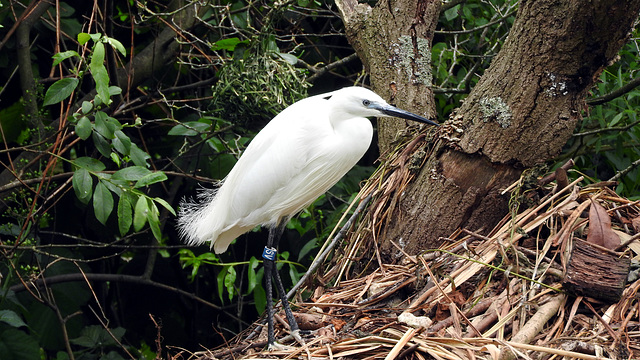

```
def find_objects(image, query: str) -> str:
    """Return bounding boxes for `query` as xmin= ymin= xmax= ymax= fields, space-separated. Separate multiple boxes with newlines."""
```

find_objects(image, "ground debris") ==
xmin=194 ymin=176 xmax=639 ymax=360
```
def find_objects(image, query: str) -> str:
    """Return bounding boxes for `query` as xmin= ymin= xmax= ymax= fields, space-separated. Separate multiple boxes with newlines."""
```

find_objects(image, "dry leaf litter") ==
xmin=185 ymin=132 xmax=640 ymax=360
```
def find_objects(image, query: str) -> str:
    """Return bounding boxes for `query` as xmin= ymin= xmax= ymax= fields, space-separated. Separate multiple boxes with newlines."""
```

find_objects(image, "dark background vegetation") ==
xmin=0 ymin=0 xmax=638 ymax=358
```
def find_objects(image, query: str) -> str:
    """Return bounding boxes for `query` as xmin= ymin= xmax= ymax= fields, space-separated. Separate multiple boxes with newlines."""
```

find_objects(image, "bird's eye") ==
xmin=362 ymin=99 xmax=371 ymax=107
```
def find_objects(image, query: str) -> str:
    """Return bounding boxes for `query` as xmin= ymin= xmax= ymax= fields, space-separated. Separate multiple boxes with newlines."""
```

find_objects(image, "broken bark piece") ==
xmin=538 ymin=159 xmax=574 ymax=186
xmin=555 ymin=167 xmax=569 ymax=191
xmin=293 ymin=312 xmax=326 ymax=330
xmin=563 ymin=239 xmax=630 ymax=302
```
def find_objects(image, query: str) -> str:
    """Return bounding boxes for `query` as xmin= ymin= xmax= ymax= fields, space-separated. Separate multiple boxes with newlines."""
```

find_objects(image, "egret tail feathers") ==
xmin=177 ymin=188 xmax=224 ymax=248
xmin=177 ymin=188 xmax=254 ymax=254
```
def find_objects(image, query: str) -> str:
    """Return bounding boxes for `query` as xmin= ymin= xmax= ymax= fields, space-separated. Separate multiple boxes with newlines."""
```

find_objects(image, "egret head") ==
xmin=328 ymin=87 xmax=439 ymax=126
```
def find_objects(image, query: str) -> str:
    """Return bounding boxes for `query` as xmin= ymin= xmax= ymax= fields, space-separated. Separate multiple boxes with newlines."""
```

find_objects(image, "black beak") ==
xmin=378 ymin=104 xmax=439 ymax=126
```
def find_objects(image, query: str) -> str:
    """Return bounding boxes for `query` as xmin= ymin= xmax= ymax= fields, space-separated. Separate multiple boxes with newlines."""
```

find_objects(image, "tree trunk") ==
xmin=336 ymin=0 xmax=441 ymax=152
xmin=338 ymin=0 xmax=640 ymax=257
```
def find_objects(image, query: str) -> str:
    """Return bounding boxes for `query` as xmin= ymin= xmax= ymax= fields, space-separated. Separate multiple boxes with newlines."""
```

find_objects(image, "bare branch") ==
xmin=588 ymin=75 xmax=640 ymax=105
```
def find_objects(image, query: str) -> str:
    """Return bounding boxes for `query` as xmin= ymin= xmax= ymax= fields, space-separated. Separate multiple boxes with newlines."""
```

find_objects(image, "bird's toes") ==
xmin=291 ymin=329 xmax=305 ymax=345
xmin=267 ymin=341 xmax=293 ymax=351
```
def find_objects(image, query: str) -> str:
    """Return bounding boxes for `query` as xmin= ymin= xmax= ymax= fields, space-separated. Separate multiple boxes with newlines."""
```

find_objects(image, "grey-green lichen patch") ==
xmin=389 ymin=35 xmax=432 ymax=85
xmin=479 ymin=97 xmax=512 ymax=128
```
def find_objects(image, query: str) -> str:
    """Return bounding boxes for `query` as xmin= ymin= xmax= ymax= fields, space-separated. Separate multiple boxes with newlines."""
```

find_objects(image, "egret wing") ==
xmin=224 ymin=98 xmax=333 ymax=227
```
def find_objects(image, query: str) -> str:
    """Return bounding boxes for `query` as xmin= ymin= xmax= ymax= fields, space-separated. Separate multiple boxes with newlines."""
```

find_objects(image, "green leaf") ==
xmin=90 ymin=41 xmax=110 ymax=104
xmin=168 ymin=121 xmax=211 ymax=136
xmin=110 ymin=153 xmax=121 ymax=168
xmin=112 ymin=166 xmax=152 ymax=181
xmin=129 ymin=143 xmax=150 ymax=167
xmin=0 ymin=310 xmax=27 ymax=328
xmin=217 ymin=266 xmax=229 ymax=302
xmin=277 ymin=52 xmax=298 ymax=65
xmin=198 ymin=252 xmax=219 ymax=263
xmin=43 ymin=78 xmax=79 ymax=106
xmin=0 ymin=328 xmax=40 ymax=360
xmin=158 ymin=248 xmax=170 ymax=258
xmin=104 ymin=36 xmax=126 ymax=56
xmin=134 ymin=172 xmax=168 ymax=188
xmin=92 ymin=131 xmax=112 ymax=157
xmin=93 ymin=181 xmax=113 ymax=225
xmin=206 ymin=137 xmax=226 ymax=152
xmin=247 ymin=257 xmax=259 ymax=293
xmin=117 ymin=195 xmax=133 ymax=236
xmin=77 ymin=32 xmax=91 ymax=45
xmin=105 ymin=115 xmax=123 ymax=130
xmin=153 ymin=197 xmax=176 ymax=216
xmin=609 ymin=112 xmax=624 ymax=127
xmin=113 ymin=130 xmax=132 ymax=155
xmin=70 ymin=325 xmax=125 ymax=348
xmin=298 ymin=238 xmax=318 ymax=261
xmin=91 ymin=40 xmax=105 ymax=65
xmin=94 ymin=111 xmax=115 ymax=139
xmin=211 ymin=37 xmax=248 ymax=51
xmin=109 ymin=86 xmax=122 ymax=96
xmin=253 ymin=283 xmax=266 ymax=315
xmin=0 ymin=101 xmax=28 ymax=145
xmin=444 ymin=5 xmax=460 ymax=21
xmin=72 ymin=168 xmax=93 ymax=204
xmin=133 ymin=196 xmax=149 ymax=231
xmin=289 ymin=262 xmax=302 ymax=285
xmin=89 ymin=33 xmax=102 ymax=42
xmin=178 ymin=248 xmax=195 ymax=262
xmin=148 ymin=202 xmax=162 ymax=241
xmin=75 ymin=116 xmax=92 ymax=140
xmin=230 ymin=5 xmax=248 ymax=30
xmin=75 ymin=157 xmax=106 ymax=171
xmin=98 ymin=174 xmax=123 ymax=197
xmin=92 ymin=64 xmax=110 ymax=104
xmin=81 ymin=101 xmax=93 ymax=114
xmin=52 ymin=50 xmax=79 ymax=66
xmin=224 ymin=266 xmax=237 ymax=301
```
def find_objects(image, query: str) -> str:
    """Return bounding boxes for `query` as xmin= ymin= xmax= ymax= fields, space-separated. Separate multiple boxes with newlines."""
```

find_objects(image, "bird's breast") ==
xmin=330 ymin=116 xmax=373 ymax=156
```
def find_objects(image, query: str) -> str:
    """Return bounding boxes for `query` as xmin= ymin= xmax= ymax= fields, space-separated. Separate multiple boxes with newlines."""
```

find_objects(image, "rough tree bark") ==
xmin=337 ymin=0 xmax=640 ymax=256
xmin=336 ymin=0 xmax=441 ymax=149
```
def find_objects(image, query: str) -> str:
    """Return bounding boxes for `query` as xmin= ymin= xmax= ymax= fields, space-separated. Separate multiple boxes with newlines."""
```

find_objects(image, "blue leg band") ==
xmin=262 ymin=246 xmax=277 ymax=261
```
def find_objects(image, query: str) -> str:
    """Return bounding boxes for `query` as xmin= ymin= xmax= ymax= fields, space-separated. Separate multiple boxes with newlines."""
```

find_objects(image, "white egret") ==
xmin=177 ymin=86 xmax=438 ymax=347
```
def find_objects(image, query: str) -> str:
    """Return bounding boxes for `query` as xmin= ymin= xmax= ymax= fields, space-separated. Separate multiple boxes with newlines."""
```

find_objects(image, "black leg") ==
xmin=272 ymin=264 xmax=299 ymax=333
xmin=263 ymin=248 xmax=276 ymax=346
xmin=263 ymin=220 xmax=297 ymax=348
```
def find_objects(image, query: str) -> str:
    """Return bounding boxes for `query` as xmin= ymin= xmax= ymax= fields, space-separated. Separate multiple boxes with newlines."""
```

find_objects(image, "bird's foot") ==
xmin=267 ymin=341 xmax=291 ymax=351
xmin=291 ymin=329 xmax=305 ymax=346
xmin=266 ymin=329 xmax=308 ymax=351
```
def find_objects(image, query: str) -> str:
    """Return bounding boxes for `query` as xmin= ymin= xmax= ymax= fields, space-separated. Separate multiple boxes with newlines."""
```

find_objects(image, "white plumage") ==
xmin=177 ymin=86 xmax=437 ymax=253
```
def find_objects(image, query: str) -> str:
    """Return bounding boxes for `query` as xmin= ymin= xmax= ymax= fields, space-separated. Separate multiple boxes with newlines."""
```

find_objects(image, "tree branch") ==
xmin=9 ymin=272 xmax=223 ymax=311
xmin=16 ymin=0 xmax=51 ymax=139
xmin=572 ymin=119 xmax=640 ymax=137
xmin=298 ymin=52 xmax=359 ymax=82
xmin=588 ymin=75 xmax=640 ymax=105
xmin=434 ymin=10 xmax=516 ymax=35
xmin=609 ymin=157 xmax=640 ymax=182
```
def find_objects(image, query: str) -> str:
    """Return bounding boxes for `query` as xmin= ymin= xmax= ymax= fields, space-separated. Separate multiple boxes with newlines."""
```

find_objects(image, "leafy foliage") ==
xmin=560 ymin=33 xmax=640 ymax=198
xmin=210 ymin=35 xmax=310 ymax=126
xmin=0 ymin=0 xmax=358 ymax=356
xmin=432 ymin=1 xmax=517 ymax=115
